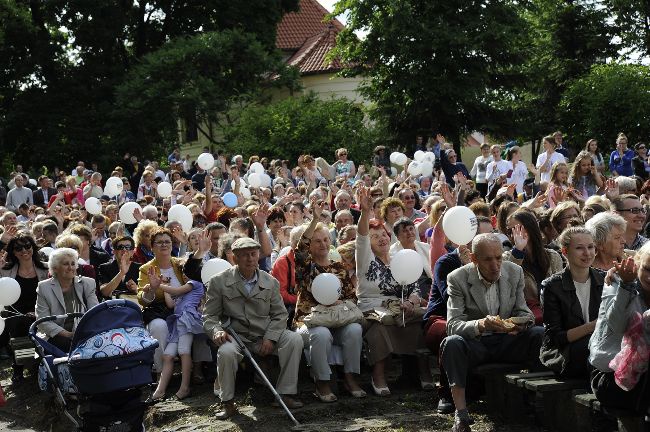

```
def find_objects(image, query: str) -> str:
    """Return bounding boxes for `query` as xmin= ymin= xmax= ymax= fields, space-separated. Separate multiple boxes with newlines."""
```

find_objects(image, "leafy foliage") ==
xmin=0 ymin=0 xmax=299 ymax=170
xmin=225 ymin=93 xmax=376 ymax=163
xmin=559 ymin=63 xmax=650 ymax=149
xmin=331 ymin=0 xmax=529 ymax=155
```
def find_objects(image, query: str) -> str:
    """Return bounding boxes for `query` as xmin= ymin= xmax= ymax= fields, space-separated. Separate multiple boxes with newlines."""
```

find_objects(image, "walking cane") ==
xmin=222 ymin=319 xmax=300 ymax=426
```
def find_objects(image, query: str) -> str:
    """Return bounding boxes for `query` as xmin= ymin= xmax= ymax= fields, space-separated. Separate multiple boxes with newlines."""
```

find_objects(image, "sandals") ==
xmin=313 ymin=389 xmax=338 ymax=403
xmin=370 ymin=377 xmax=391 ymax=397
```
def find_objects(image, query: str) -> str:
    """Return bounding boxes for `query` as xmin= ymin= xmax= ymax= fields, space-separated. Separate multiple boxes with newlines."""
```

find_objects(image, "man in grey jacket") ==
xmin=440 ymin=234 xmax=543 ymax=432
xmin=203 ymin=237 xmax=303 ymax=419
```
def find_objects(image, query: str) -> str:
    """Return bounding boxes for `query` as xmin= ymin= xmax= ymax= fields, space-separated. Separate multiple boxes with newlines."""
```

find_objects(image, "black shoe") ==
xmin=437 ymin=397 xmax=454 ymax=414
xmin=452 ymin=417 xmax=471 ymax=432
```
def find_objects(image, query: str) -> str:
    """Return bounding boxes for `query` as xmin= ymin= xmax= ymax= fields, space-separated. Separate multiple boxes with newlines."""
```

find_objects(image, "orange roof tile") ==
xmin=285 ymin=25 xmax=343 ymax=74
xmin=276 ymin=0 xmax=344 ymax=51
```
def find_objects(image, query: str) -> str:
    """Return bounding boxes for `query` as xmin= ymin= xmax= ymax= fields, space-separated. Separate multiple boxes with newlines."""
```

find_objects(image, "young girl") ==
xmin=585 ymin=139 xmax=605 ymax=174
xmin=151 ymin=278 xmax=206 ymax=400
xmin=569 ymin=151 xmax=604 ymax=199
xmin=505 ymin=146 xmax=529 ymax=194
xmin=547 ymin=162 xmax=571 ymax=208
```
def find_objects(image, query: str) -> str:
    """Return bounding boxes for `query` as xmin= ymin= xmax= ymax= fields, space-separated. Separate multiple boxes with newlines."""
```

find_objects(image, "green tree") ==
xmin=559 ymin=63 xmax=650 ymax=149
xmin=112 ymin=30 xmax=296 ymax=158
xmin=512 ymin=0 xmax=616 ymax=155
xmin=0 ymin=1 xmax=299 ymax=170
xmin=602 ymin=0 xmax=650 ymax=56
xmin=225 ymin=93 xmax=375 ymax=163
xmin=330 ymin=0 xmax=529 ymax=157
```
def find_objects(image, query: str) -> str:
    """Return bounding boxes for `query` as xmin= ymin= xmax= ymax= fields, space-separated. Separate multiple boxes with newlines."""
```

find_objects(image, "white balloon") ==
xmin=39 ymin=247 xmax=53 ymax=257
xmin=0 ymin=318 xmax=4 ymax=336
xmin=260 ymin=173 xmax=272 ymax=188
xmin=248 ymin=173 xmax=262 ymax=188
xmin=197 ymin=153 xmax=215 ymax=170
xmin=423 ymin=152 xmax=436 ymax=163
xmin=157 ymin=182 xmax=173 ymax=198
xmin=390 ymin=167 xmax=397 ymax=177
xmin=118 ymin=202 xmax=141 ymax=224
xmin=232 ymin=179 xmax=247 ymax=189
xmin=420 ymin=161 xmax=434 ymax=177
xmin=84 ymin=197 xmax=102 ymax=215
xmin=0 ymin=277 xmax=21 ymax=306
xmin=311 ymin=273 xmax=341 ymax=305
xmin=201 ymin=258 xmax=232 ymax=284
xmin=390 ymin=152 xmax=400 ymax=164
xmin=240 ymin=187 xmax=251 ymax=199
xmin=250 ymin=162 xmax=265 ymax=174
xmin=390 ymin=249 xmax=424 ymax=285
xmin=414 ymin=150 xmax=425 ymax=161
xmin=442 ymin=206 xmax=478 ymax=246
xmin=105 ymin=177 xmax=123 ymax=197
xmin=408 ymin=161 xmax=422 ymax=176
xmin=29 ymin=179 xmax=37 ymax=186
xmin=168 ymin=204 xmax=193 ymax=232
xmin=394 ymin=152 xmax=408 ymax=166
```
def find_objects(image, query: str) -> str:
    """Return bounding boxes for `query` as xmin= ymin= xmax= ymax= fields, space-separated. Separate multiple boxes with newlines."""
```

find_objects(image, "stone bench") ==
xmin=523 ymin=378 xmax=589 ymax=432
xmin=10 ymin=336 xmax=37 ymax=367
xmin=470 ymin=363 xmax=526 ymax=416
xmin=574 ymin=392 xmax=648 ymax=432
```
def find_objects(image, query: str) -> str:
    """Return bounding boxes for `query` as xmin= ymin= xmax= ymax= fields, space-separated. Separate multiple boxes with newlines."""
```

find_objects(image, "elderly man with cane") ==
xmin=203 ymin=237 xmax=304 ymax=419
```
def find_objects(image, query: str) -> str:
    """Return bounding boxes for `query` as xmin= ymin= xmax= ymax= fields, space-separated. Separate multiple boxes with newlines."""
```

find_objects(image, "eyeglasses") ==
xmin=371 ymin=193 xmax=383 ymax=197
xmin=14 ymin=244 xmax=32 ymax=252
xmin=114 ymin=245 xmax=135 ymax=251
xmin=153 ymin=240 xmax=173 ymax=246
xmin=402 ymin=195 xmax=415 ymax=200
xmin=618 ymin=207 xmax=647 ymax=215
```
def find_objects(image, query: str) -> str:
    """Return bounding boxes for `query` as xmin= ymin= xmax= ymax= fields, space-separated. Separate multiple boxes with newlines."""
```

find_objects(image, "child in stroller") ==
xmin=30 ymin=299 xmax=158 ymax=432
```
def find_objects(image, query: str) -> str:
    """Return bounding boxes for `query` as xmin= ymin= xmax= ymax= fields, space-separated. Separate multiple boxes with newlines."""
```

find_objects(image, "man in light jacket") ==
xmin=203 ymin=237 xmax=303 ymax=419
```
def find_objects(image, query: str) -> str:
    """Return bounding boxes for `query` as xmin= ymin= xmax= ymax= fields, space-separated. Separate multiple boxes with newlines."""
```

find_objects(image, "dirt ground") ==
xmin=0 ymin=357 xmax=544 ymax=432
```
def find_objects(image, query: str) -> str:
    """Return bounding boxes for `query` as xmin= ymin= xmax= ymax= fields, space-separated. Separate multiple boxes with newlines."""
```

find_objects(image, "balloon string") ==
xmin=401 ymin=285 xmax=405 ymax=328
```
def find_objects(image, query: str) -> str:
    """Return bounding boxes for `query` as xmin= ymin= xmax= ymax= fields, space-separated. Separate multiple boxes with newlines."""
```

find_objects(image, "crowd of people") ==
xmin=0 ymin=132 xmax=648 ymax=431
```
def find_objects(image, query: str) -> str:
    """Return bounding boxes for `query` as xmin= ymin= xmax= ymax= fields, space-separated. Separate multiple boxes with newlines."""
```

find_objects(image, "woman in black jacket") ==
xmin=540 ymin=227 xmax=604 ymax=379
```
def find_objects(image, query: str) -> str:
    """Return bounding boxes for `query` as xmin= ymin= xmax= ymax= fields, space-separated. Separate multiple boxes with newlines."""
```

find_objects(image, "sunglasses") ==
xmin=618 ymin=207 xmax=647 ymax=215
xmin=114 ymin=245 xmax=135 ymax=251
xmin=14 ymin=243 xmax=32 ymax=252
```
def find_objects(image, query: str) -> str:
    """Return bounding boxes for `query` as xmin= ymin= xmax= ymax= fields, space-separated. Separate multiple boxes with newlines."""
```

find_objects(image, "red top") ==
xmin=270 ymin=251 xmax=297 ymax=305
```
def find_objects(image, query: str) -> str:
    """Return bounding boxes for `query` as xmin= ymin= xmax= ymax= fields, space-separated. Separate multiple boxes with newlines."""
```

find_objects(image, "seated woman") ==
xmin=389 ymin=217 xmax=432 ymax=299
xmin=504 ymin=209 xmax=563 ymax=324
xmin=540 ymin=227 xmax=604 ymax=379
xmin=356 ymin=187 xmax=433 ymax=396
xmin=35 ymin=248 xmax=99 ymax=352
xmin=138 ymin=227 xmax=211 ymax=381
xmin=293 ymin=197 xmax=365 ymax=401
xmin=589 ymin=248 xmax=650 ymax=414
xmin=1 ymin=233 xmax=50 ymax=382
xmin=585 ymin=212 xmax=627 ymax=271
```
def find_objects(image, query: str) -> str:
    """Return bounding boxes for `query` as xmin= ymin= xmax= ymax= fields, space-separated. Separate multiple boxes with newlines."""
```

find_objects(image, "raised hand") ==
xmin=440 ymin=183 xmax=455 ymax=208
xmin=357 ymin=186 xmax=373 ymax=212
xmin=309 ymin=196 xmax=326 ymax=220
xmin=613 ymin=257 xmax=636 ymax=284
xmin=148 ymin=267 xmax=162 ymax=290
xmin=197 ymin=230 xmax=211 ymax=255
xmin=252 ymin=203 xmax=270 ymax=230
xmin=605 ymin=178 xmax=619 ymax=200
xmin=119 ymin=252 xmax=131 ymax=274
xmin=171 ymin=225 xmax=187 ymax=244
xmin=512 ymin=224 xmax=529 ymax=251
xmin=0 ymin=225 xmax=17 ymax=244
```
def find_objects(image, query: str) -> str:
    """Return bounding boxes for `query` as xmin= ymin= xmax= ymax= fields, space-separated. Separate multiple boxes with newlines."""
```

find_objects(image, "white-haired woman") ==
xmin=585 ymin=212 xmax=627 ymax=271
xmin=35 ymin=247 xmax=99 ymax=351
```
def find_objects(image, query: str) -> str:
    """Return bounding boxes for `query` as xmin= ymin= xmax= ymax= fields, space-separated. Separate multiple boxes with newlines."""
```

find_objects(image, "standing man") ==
xmin=33 ymin=175 xmax=57 ymax=208
xmin=440 ymin=233 xmax=543 ymax=432
xmin=485 ymin=145 xmax=510 ymax=193
xmin=5 ymin=175 xmax=33 ymax=211
xmin=203 ymin=238 xmax=304 ymax=419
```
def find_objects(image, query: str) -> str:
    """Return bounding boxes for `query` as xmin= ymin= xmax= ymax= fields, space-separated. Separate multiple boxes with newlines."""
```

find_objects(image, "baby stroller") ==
xmin=29 ymin=299 xmax=159 ymax=432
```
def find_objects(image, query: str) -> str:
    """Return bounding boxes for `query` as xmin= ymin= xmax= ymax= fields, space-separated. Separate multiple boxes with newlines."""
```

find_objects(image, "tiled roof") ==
xmin=276 ymin=0 xmax=344 ymax=51
xmin=285 ymin=25 xmax=343 ymax=74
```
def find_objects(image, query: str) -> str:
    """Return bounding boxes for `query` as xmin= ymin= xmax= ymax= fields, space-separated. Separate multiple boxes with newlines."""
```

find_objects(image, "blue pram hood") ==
xmin=67 ymin=299 xmax=158 ymax=395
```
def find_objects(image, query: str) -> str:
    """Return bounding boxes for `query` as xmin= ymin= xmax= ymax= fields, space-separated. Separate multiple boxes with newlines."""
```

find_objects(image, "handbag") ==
xmin=365 ymin=298 xmax=425 ymax=326
xmin=303 ymin=300 xmax=363 ymax=328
